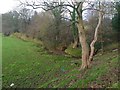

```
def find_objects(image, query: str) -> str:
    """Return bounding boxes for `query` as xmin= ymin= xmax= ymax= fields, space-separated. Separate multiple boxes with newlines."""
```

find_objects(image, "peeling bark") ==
xmin=77 ymin=18 xmax=89 ymax=70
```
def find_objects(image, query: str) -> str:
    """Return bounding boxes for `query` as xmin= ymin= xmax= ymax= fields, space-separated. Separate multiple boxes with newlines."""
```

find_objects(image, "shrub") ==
xmin=11 ymin=32 xmax=43 ymax=45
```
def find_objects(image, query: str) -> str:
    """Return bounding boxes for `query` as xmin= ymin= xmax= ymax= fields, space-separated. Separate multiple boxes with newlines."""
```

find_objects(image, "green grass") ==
xmin=65 ymin=45 xmax=82 ymax=58
xmin=2 ymin=36 xmax=79 ymax=88
xmin=2 ymin=35 xmax=119 ymax=88
xmin=111 ymin=82 xmax=119 ymax=88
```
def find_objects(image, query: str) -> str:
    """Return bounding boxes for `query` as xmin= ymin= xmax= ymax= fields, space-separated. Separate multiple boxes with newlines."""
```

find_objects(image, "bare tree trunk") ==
xmin=77 ymin=18 xmax=89 ymax=70
xmin=89 ymin=9 xmax=103 ymax=62
xmin=72 ymin=39 xmax=78 ymax=48
xmin=72 ymin=37 xmax=79 ymax=48
xmin=75 ymin=1 xmax=104 ymax=70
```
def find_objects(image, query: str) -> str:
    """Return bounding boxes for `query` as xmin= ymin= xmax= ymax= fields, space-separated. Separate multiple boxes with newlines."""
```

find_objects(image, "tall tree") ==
xmin=2 ymin=11 xmax=20 ymax=35
xmin=71 ymin=5 xmax=79 ymax=48
xmin=20 ymin=0 xmax=106 ymax=70
xmin=18 ymin=8 xmax=34 ymax=33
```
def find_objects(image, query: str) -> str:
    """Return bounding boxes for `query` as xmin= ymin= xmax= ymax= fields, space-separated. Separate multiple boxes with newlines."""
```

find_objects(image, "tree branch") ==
xmin=82 ymin=8 xmax=105 ymax=14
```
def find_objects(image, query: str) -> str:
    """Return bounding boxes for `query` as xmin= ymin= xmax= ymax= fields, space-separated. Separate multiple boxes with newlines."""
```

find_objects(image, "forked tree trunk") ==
xmin=77 ymin=18 xmax=90 ymax=70
xmin=75 ymin=1 xmax=103 ymax=70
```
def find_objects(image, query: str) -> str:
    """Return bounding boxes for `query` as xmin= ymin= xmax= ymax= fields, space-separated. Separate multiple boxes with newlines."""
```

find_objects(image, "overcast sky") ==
xmin=0 ymin=0 xmax=115 ymax=14
xmin=0 ymin=0 xmax=19 ymax=14
xmin=0 ymin=0 xmax=92 ymax=14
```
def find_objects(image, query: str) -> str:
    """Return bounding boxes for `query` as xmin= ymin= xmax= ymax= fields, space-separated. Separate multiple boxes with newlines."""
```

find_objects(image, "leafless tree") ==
xmin=19 ymin=0 xmax=113 ymax=70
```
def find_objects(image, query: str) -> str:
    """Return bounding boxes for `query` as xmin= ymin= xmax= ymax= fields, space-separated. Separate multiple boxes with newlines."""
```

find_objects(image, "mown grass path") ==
xmin=2 ymin=36 xmax=79 ymax=88
xmin=2 ymin=35 xmax=118 ymax=88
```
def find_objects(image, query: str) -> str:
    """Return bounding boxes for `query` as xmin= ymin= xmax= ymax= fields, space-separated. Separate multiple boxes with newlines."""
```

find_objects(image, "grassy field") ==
xmin=2 ymin=35 xmax=119 ymax=88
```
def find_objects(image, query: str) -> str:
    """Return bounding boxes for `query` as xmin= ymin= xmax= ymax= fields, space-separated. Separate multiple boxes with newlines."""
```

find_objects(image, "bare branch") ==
xmin=82 ymin=8 xmax=105 ymax=14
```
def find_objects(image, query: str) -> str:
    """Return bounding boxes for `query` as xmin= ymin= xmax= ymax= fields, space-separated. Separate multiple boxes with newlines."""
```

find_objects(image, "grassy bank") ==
xmin=2 ymin=35 xmax=119 ymax=88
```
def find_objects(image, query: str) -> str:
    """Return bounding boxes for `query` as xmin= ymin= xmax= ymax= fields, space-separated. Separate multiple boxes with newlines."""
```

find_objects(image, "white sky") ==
xmin=0 ymin=0 xmax=115 ymax=14
xmin=0 ymin=0 xmax=19 ymax=14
